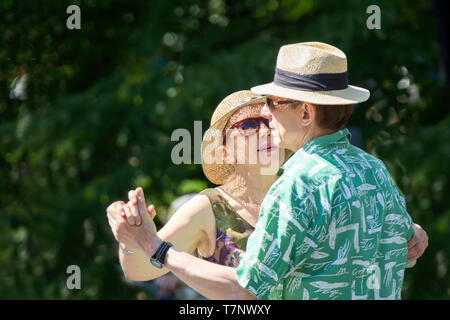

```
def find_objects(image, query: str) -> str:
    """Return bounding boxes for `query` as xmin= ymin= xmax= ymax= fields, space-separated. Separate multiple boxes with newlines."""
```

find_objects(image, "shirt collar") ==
xmin=280 ymin=128 xmax=352 ymax=172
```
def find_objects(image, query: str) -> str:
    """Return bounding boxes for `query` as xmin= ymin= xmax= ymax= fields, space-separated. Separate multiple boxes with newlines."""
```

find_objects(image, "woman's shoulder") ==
xmin=198 ymin=187 xmax=221 ymax=200
xmin=157 ymin=191 xmax=217 ymax=257
xmin=162 ymin=190 xmax=216 ymax=239
xmin=177 ymin=190 xmax=215 ymax=219
xmin=171 ymin=191 xmax=214 ymax=228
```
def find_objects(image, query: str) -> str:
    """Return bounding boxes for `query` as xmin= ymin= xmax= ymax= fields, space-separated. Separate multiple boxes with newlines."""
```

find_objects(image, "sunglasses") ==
xmin=230 ymin=117 xmax=270 ymax=135
xmin=266 ymin=97 xmax=296 ymax=111
xmin=223 ymin=117 xmax=271 ymax=144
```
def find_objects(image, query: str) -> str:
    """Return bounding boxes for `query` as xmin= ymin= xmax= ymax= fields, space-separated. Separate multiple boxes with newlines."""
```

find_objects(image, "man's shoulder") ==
xmin=272 ymin=151 xmax=343 ymax=201
xmin=347 ymin=144 xmax=388 ymax=168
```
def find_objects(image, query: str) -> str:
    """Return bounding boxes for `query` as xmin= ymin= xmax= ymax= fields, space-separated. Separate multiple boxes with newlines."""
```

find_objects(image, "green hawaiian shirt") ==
xmin=235 ymin=128 xmax=413 ymax=300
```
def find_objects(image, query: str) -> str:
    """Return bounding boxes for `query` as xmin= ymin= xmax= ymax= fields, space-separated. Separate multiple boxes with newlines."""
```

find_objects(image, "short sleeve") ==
xmin=397 ymin=192 xmax=414 ymax=241
xmin=405 ymin=211 xmax=414 ymax=241
xmin=383 ymin=163 xmax=414 ymax=241
xmin=235 ymin=180 xmax=320 ymax=299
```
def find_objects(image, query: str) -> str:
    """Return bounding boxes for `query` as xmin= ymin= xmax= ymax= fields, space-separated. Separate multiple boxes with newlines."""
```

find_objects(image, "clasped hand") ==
xmin=106 ymin=187 xmax=161 ymax=254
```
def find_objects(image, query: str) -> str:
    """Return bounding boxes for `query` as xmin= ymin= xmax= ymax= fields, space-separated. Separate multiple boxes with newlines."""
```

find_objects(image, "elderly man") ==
xmin=108 ymin=42 xmax=428 ymax=299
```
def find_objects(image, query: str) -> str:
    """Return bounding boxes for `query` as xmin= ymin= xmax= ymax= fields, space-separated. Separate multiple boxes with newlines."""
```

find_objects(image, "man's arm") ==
xmin=146 ymin=242 xmax=257 ymax=300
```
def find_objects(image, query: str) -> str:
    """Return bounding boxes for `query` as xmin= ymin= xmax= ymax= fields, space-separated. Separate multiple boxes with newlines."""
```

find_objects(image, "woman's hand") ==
xmin=106 ymin=187 xmax=158 ymax=250
xmin=106 ymin=188 xmax=156 ymax=225
xmin=123 ymin=187 xmax=156 ymax=226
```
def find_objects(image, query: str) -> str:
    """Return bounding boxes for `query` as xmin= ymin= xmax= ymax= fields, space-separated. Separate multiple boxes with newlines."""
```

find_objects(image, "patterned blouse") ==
xmin=197 ymin=188 xmax=254 ymax=268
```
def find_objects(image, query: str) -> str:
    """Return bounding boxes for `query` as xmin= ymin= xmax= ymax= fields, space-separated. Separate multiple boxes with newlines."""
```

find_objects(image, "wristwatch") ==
xmin=150 ymin=241 xmax=173 ymax=269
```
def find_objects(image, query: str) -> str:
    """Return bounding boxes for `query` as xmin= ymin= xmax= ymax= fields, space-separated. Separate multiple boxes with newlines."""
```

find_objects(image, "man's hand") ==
xmin=406 ymin=223 xmax=429 ymax=268
xmin=106 ymin=187 xmax=161 ymax=254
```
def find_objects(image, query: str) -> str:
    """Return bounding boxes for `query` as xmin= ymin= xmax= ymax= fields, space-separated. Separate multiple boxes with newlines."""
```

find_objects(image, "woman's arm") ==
xmin=107 ymin=188 xmax=216 ymax=281
xmin=111 ymin=197 xmax=256 ymax=300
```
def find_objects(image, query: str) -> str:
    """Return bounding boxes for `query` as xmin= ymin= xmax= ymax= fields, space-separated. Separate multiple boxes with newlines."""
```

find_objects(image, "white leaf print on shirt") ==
xmin=342 ymin=183 xmax=352 ymax=199
xmin=287 ymin=272 xmax=307 ymax=296
xmin=321 ymin=196 xmax=331 ymax=217
xmin=263 ymin=239 xmax=280 ymax=265
xmin=255 ymin=260 xmax=278 ymax=282
xmin=278 ymin=200 xmax=305 ymax=232
xmin=259 ymin=227 xmax=274 ymax=242
xmin=383 ymin=262 xmax=396 ymax=286
xmin=357 ymin=184 xmax=377 ymax=193
xmin=308 ymin=160 xmax=327 ymax=178
xmin=310 ymin=281 xmax=349 ymax=289
xmin=376 ymin=192 xmax=385 ymax=207
xmin=329 ymin=215 xmax=337 ymax=250
xmin=329 ymin=215 xmax=360 ymax=253
xmin=303 ymin=288 xmax=309 ymax=300
xmin=295 ymin=177 xmax=313 ymax=195
xmin=332 ymin=240 xmax=351 ymax=265
xmin=282 ymin=234 xmax=296 ymax=264
xmin=311 ymin=250 xmax=330 ymax=259
xmin=385 ymin=213 xmax=403 ymax=223
xmin=333 ymin=154 xmax=350 ymax=172
xmin=380 ymin=236 xmax=407 ymax=245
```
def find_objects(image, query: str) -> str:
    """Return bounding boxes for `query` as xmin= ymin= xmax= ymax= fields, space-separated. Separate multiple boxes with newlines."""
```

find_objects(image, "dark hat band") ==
xmin=274 ymin=67 xmax=348 ymax=91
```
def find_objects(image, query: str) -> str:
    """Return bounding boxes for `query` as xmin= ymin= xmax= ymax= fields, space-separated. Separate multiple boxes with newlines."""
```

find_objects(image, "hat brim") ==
xmin=211 ymin=95 xmax=267 ymax=133
xmin=201 ymin=127 xmax=234 ymax=185
xmin=251 ymin=82 xmax=370 ymax=105
xmin=201 ymin=94 xmax=267 ymax=185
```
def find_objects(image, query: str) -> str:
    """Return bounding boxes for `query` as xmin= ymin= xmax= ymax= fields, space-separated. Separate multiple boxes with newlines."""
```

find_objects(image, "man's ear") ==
xmin=299 ymin=102 xmax=316 ymax=126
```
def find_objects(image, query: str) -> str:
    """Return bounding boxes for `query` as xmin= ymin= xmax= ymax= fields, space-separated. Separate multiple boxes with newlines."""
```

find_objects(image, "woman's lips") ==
xmin=258 ymin=145 xmax=277 ymax=152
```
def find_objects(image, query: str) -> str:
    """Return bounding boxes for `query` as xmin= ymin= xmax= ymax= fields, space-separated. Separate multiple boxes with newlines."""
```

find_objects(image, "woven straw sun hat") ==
xmin=251 ymin=42 xmax=370 ymax=105
xmin=201 ymin=90 xmax=267 ymax=185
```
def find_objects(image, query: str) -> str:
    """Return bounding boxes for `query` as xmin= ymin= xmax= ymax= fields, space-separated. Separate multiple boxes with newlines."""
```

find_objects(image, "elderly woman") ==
xmin=107 ymin=90 xmax=285 ymax=281
xmin=106 ymin=91 xmax=427 ymax=291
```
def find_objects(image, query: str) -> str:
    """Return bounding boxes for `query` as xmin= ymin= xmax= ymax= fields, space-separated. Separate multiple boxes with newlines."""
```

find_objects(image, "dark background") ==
xmin=1 ymin=0 xmax=449 ymax=299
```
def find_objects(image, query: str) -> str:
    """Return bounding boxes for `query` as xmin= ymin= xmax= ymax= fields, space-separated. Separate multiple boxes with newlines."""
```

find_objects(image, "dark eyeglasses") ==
xmin=223 ymin=117 xmax=270 ymax=145
xmin=266 ymin=97 xmax=296 ymax=111
xmin=230 ymin=117 xmax=270 ymax=135
xmin=222 ymin=117 xmax=270 ymax=144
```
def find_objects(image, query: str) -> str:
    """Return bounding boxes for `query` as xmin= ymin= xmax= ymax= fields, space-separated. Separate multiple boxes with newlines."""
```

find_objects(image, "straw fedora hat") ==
xmin=251 ymin=42 xmax=370 ymax=105
xmin=201 ymin=90 xmax=267 ymax=185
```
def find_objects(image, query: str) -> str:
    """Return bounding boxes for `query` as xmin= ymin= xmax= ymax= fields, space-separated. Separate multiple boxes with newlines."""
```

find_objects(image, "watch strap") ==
xmin=151 ymin=241 xmax=173 ymax=266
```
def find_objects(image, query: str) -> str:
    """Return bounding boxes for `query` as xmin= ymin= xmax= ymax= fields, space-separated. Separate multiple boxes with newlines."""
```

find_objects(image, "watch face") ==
xmin=150 ymin=258 xmax=163 ymax=269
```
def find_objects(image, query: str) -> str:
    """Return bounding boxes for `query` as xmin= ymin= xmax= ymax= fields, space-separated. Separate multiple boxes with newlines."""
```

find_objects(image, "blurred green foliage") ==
xmin=1 ymin=0 xmax=448 ymax=299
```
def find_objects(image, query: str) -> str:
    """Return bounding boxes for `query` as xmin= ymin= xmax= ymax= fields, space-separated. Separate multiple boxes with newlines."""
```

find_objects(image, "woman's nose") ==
xmin=259 ymin=120 xmax=271 ymax=136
